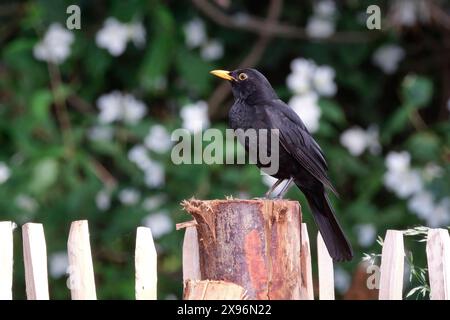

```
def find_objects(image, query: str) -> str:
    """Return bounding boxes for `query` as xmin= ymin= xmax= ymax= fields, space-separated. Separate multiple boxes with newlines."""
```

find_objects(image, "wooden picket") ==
xmin=378 ymin=230 xmax=405 ymax=300
xmin=0 ymin=218 xmax=450 ymax=300
xmin=0 ymin=221 xmax=14 ymax=300
xmin=22 ymin=223 xmax=49 ymax=300
xmin=135 ymin=226 xmax=157 ymax=300
xmin=317 ymin=232 xmax=335 ymax=300
xmin=426 ymin=228 xmax=450 ymax=299
xmin=67 ymin=220 xmax=97 ymax=300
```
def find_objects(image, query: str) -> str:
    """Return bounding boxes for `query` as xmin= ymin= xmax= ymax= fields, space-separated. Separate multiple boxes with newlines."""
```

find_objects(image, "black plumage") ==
xmin=211 ymin=68 xmax=353 ymax=262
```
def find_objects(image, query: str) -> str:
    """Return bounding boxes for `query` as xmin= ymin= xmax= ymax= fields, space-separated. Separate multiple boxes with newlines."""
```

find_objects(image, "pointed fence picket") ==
xmin=0 ymin=219 xmax=449 ymax=300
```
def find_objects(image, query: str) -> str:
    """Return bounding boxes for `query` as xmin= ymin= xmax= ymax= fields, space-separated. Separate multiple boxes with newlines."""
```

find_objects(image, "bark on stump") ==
xmin=182 ymin=199 xmax=302 ymax=300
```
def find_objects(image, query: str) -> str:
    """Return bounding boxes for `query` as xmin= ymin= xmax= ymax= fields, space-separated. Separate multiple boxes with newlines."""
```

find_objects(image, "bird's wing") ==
xmin=259 ymin=99 xmax=337 ymax=194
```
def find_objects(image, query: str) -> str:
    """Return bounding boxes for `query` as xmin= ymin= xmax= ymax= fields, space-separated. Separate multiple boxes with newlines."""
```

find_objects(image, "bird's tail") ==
xmin=301 ymin=188 xmax=353 ymax=262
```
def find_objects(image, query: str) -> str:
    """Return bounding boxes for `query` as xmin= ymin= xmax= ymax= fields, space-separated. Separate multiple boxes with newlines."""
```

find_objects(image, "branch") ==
xmin=207 ymin=0 xmax=283 ymax=117
xmin=191 ymin=0 xmax=375 ymax=43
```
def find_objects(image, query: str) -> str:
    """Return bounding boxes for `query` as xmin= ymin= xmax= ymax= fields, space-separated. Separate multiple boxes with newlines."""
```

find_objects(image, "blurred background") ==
xmin=0 ymin=0 xmax=449 ymax=299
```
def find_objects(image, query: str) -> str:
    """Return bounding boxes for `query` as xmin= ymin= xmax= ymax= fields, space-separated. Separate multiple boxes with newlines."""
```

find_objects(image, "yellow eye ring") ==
xmin=238 ymin=73 xmax=248 ymax=81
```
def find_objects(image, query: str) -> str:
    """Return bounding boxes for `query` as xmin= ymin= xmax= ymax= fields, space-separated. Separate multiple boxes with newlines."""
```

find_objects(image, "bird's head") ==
xmin=210 ymin=68 xmax=277 ymax=105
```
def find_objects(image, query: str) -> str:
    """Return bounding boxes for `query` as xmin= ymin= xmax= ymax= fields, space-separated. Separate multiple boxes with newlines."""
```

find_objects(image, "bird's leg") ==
xmin=264 ymin=178 xmax=285 ymax=198
xmin=274 ymin=177 xmax=294 ymax=199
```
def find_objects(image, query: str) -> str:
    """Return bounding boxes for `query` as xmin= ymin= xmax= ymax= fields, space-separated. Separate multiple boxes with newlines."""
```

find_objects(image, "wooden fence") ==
xmin=0 ymin=219 xmax=449 ymax=300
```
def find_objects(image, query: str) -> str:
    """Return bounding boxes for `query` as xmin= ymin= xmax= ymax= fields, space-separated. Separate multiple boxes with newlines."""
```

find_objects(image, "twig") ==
xmin=207 ymin=0 xmax=283 ymax=117
xmin=191 ymin=0 xmax=374 ymax=43
xmin=176 ymin=220 xmax=198 ymax=230
xmin=47 ymin=63 xmax=73 ymax=149
xmin=409 ymin=109 xmax=428 ymax=131
xmin=89 ymin=158 xmax=118 ymax=189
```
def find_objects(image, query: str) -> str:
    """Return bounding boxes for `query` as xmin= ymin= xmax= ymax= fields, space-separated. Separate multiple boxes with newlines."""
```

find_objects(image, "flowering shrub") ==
xmin=1 ymin=0 xmax=449 ymax=299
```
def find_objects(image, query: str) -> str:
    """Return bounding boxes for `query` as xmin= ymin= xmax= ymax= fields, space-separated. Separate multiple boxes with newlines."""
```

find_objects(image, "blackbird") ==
xmin=211 ymin=68 xmax=353 ymax=262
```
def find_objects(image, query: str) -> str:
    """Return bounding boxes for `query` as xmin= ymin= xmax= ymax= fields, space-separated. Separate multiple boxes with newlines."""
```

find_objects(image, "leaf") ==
xmin=176 ymin=48 xmax=213 ymax=95
xmin=31 ymin=89 xmax=53 ymax=122
xmin=406 ymin=286 xmax=422 ymax=298
xmin=406 ymin=132 xmax=440 ymax=161
xmin=401 ymin=75 xmax=433 ymax=108
xmin=381 ymin=106 xmax=409 ymax=142
xmin=29 ymin=158 xmax=59 ymax=194
xmin=139 ymin=5 xmax=175 ymax=93
xmin=319 ymin=98 xmax=346 ymax=125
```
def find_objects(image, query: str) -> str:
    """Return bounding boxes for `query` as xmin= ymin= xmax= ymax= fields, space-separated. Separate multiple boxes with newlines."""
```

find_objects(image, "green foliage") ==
xmin=0 ymin=0 xmax=449 ymax=300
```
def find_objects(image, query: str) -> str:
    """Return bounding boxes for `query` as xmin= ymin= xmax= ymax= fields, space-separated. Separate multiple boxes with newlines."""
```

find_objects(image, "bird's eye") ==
xmin=238 ymin=73 xmax=248 ymax=81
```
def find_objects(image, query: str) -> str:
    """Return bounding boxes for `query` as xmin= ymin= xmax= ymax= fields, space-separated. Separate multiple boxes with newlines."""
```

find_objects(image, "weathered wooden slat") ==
xmin=379 ymin=230 xmax=404 ymax=300
xmin=22 ymin=223 xmax=50 ymax=300
xmin=0 ymin=221 xmax=14 ymax=300
xmin=426 ymin=228 xmax=450 ymax=300
xmin=317 ymin=232 xmax=334 ymax=300
xmin=182 ymin=225 xmax=201 ymax=284
xmin=300 ymin=223 xmax=314 ymax=299
xmin=67 ymin=220 xmax=97 ymax=300
xmin=135 ymin=226 xmax=157 ymax=300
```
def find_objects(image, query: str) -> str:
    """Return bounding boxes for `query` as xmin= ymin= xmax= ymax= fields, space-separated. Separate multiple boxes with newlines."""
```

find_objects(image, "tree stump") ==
xmin=181 ymin=199 xmax=302 ymax=300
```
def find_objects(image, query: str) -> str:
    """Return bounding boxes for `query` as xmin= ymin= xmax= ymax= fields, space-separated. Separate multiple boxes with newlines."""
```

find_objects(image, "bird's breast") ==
xmin=228 ymin=102 xmax=255 ymax=130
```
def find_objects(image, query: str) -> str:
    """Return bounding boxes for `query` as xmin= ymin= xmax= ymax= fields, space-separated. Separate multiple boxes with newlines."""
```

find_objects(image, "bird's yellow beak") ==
xmin=210 ymin=70 xmax=235 ymax=81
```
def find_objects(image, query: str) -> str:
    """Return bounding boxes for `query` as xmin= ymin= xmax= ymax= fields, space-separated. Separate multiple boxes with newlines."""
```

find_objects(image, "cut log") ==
xmin=182 ymin=199 xmax=302 ymax=300
xmin=184 ymin=280 xmax=247 ymax=300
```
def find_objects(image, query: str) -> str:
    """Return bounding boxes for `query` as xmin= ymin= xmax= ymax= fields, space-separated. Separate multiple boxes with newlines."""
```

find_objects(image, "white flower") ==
xmin=201 ymin=39 xmax=224 ymax=61
xmin=429 ymin=198 xmax=450 ymax=228
xmin=389 ymin=0 xmax=430 ymax=27
xmin=184 ymin=18 xmax=207 ymax=48
xmin=49 ymin=252 xmax=68 ymax=279
xmin=315 ymin=0 xmax=336 ymax=17
xmin=118 ymin=188 xmax=140 ymax=205
xmin=423 ymin=163 xmax=444 ymax=182
xmin=287 ymin=58 xmax=316 ymax=95
xmin=290 ymin=58 xmax=316 ymax=75
xmin=96 ymin=18 xmax=129 ymax=56
xmin=142 ymin=194 xmax=167 ymax=211
xmin=354 ymin=224 xmax=377 ymax=247
xmin=447 ymin=99 xmax=450 ymax=112
xmin=340 ymin=125 xmax=381 ymax=156
xmin=289 ymin=93 xmax=321 ymax=133
xmin=15 ymin=194 xmax=38 ymax=213
xmin=306 ymin=16 xmax=335 ymax=38
xmin=180 ymin=101 xmax=210 ymax=133
xmin=0 ymin=162 xmax=11 ymax=184
xmin=128 ymin=21 xmax=146 ymax=47
xmin=96 ymin=189 xmax=111 ymax=211
xmin=340 ymin=127 xmax=368 ymax=156
xmin=33 ymin=23 xmax=74 ymax=64
xmin=97 ymin=91 xmax=147 ymax=124
xmin=142 ymin=211 xmax=173 ymax=238
xmin=96 ymin=18 xmax=146 ymax=56
xmin=408 ymin=191 xmax=434 ymax=220
xmin=88 ymin=126 xmax=114 ymax=142
xmin=144 ymin=161 xmax=165 ymax=188
xmin=121 ymin=94 xmax=147 ymax=124
xmin=385 ymin=151 xmax=411 ymax=172
xmin=128 ymin=145 xmax=152 ymax=171
xmin=286 ymin=72 xmax=311 ymax=95
xmin=384 ymin=168 xmax=422 ymax=199
xmin=144 ymin=125 xmax=172 ymax=153
xmin=372 ymin=45 xmax=405 ymax=74
xmin=365 ymin=125 xmax=382 ymax=155
xmin=334 ymin=267 xmax=351 ymax=294
xmin=312 ymin=66 xmax=337 ymax=97
xmin=97 ymin=91 xmax=123 ymax=123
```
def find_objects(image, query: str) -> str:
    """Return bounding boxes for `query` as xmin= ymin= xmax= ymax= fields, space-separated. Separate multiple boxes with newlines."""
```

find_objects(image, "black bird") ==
xmin=211 ymin=68 xmax=353 ymax=262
